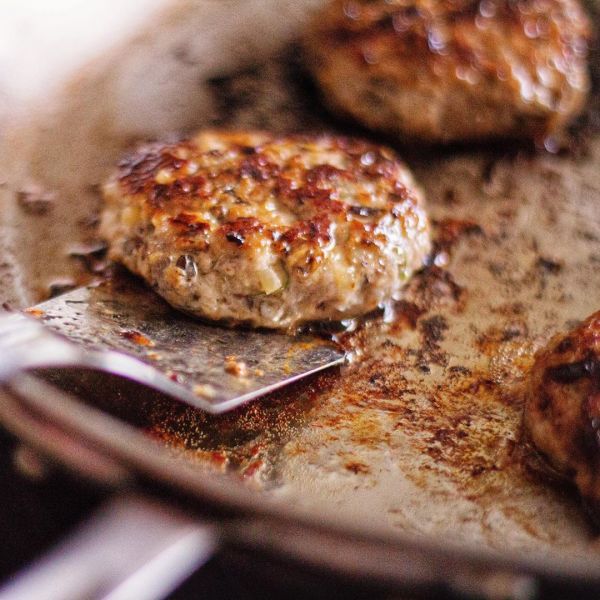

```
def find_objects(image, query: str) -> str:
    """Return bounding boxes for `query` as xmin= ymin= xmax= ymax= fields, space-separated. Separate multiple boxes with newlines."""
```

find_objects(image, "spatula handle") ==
xmin=0 ymin=493 xmax=217 ymax=600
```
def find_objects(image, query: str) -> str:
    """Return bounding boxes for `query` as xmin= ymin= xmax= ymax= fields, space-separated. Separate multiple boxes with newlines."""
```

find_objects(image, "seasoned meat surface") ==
xmin=525 ymin=311 xmax=600 ymax=518
xmin=100 ymin=131 xmax=431 ymax=329
xmin=304 ymin=0 xmax=591 ymax=143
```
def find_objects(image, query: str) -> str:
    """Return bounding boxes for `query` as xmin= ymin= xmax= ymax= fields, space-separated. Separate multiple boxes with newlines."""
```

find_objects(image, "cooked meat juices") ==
xmin=525 ymin=311 xmax=600 ymax=520
xmin=304 ymin=0 xmax=591 ymax=143
xmin=101 ymin=131 xmax=431 ymax=329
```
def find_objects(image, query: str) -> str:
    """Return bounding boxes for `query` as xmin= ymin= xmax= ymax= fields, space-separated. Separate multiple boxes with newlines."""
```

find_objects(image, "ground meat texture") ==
xmin=524 ymin=311 xmax=600 ymax=521
xmin=303 ymin=0 xmax=591 ymax=143
xmin=100 ymin=131 xmax=431 ymax=330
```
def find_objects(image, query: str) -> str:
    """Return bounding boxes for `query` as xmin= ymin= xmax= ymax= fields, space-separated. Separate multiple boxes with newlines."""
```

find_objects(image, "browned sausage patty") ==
xmin=525 ymin=311 xmax=600 ymax=518
xmin=100 ymin=131 xmax=431 ymax=329
xmin=304 ymin=0 xmax=591 ymax=143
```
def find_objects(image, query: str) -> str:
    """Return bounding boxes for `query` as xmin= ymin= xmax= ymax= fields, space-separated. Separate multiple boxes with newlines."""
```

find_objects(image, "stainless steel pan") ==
xmin=0 ymin=1 xmax=599 ymax=597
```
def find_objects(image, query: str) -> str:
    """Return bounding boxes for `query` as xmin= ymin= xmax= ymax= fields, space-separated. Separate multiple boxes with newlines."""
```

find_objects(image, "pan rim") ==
xmin=2 ymin=373 xmax=600 ymax=587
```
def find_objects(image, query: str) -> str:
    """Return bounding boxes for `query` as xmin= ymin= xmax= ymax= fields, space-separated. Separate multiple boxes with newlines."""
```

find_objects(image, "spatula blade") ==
xmin=29 ymin=274 xmax=344 ymax=414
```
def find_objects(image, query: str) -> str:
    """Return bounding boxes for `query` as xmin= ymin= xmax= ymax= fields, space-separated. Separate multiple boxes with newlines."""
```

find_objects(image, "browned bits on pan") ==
xmin=433 ymin=218 xmax=483 ymax=252
xmin=345 ymin=460 xmax=371 ymax=474
xmin=536 ymin=256 xmax=563 ymax=274
xmin=120 ymin=330 xmax=155 ymax=347
xmin=224 ymin=355 xmax=249 ymax=377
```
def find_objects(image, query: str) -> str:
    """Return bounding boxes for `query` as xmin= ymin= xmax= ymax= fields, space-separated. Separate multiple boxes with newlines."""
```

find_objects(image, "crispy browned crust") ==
xmin=304 ymin=0 xmax=591 ymax=143
xmin=101 ymin=131 xmax=431 ymax=329
xmin=525 ymin=311 xmax=600 ymax=516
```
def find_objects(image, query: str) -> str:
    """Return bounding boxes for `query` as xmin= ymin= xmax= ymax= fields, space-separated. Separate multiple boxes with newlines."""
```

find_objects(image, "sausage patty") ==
xmin=100 ymin=131 xmax=431 ymax=329
xmin=303 ymin=0 xmax=591 ymax=143
xmin=524 ymin=311 xmax=600 ymax=520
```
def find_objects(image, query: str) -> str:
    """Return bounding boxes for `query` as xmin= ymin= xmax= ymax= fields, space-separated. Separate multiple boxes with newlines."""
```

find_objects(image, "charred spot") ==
xmin=239 ymin=145 xmax=257 ymax=155
xmin=470 ymin=464 xmax=486 ymax=477
xmin=305 ymin=164 xmax=350 ymax=185
xmin=220 ymin=217 xmax=263 ymax=246
xmin=278 ymin=215 xmax=332 ymax=250
xmin=118 ymin=141 xmax=194 ymax=194
xmin=545 ymin=354 xmax=600 ymax=384
xmin=556 ymin=337 xmax=575 ymax=353
xmin=348 ymin=205 xmax=384 ymax=218
xmin=239 ymin=153 xmax=279 ymax=181
xmin=169 ymin=213 xmax=210 ymax=233
xmin=296 ymin=185 xmax=334 ymax=204
xmin=449 ymin=365 xmax=471 ymax=375
xmin=278 ymin=177 xmax=345 ymax=214
xmin=226 ymin=232 xmax=245 ymax=245
xmin=149 ymin=184 xmax=171 ymax=205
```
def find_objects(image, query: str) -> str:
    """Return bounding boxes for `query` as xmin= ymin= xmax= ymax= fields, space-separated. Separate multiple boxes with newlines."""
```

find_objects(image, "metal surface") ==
xmin=0 ymin=0 xmax=599 ymax=594
xmin=0 ymin=274 xmax=343 ymax=413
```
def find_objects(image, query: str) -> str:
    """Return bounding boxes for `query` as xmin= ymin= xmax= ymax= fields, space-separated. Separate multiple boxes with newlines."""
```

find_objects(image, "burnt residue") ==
xmin=420 ymin=315 xmax=448 ymax=346
xmin=407 ymin=266 xmax=464 ymax=309
xmin=431 ymin=217 xmax=483 ymax=257
xmin=536 ymin=257 xmax=563 ymax=275
xmin=412 ymin=315 xmax=450 ymax=368
xmin=392 ymin=300 xmax=425 ymax=329
xmin=120 ymin=330 xmax=155 ymax=347
xmin=145 ymin=368 xmax=339 ymax=479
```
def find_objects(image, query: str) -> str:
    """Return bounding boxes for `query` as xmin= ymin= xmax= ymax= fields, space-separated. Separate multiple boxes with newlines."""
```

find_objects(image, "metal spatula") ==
xmin=0 ymin=273 xmax=344 ymax=413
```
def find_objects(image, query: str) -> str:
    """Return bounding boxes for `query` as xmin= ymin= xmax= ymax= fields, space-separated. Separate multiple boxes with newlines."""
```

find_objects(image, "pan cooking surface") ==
xmin=1 ymin=10 xmax=599 ymax=567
